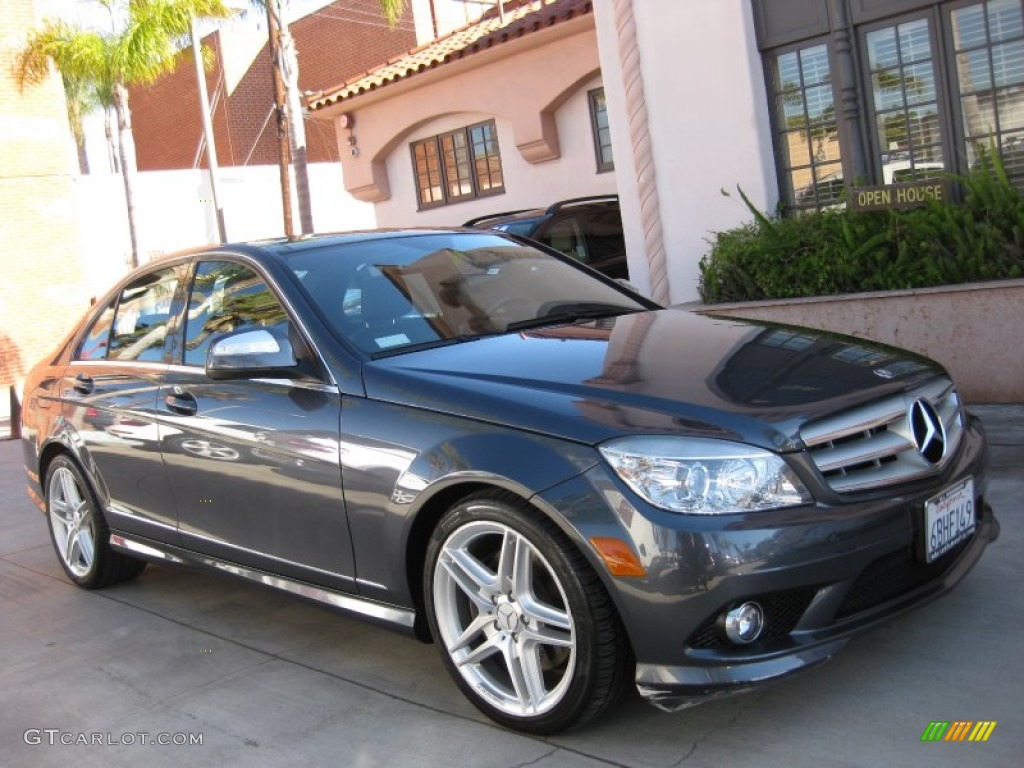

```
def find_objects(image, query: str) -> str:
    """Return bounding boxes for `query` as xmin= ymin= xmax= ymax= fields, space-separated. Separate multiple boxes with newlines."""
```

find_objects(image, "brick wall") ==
xmin=1 ymin=0 xmax=89 ymax=405
xmin=131 ymin=0 xmax=417 ymax=171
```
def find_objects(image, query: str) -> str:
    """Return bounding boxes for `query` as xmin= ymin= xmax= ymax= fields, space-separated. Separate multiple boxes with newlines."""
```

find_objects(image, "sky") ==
xmin=38 ymin=1 xmax=345 ymax=31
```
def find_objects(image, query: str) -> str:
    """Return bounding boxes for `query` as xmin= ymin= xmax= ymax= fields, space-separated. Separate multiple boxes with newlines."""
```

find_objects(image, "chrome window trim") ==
xmin=162 ymin=364 xmax=340 ymax=394
xmin=250 ymin=378 xmax=340 ymax=394
xmin=67 ymin=359 xmax=170 ymax=372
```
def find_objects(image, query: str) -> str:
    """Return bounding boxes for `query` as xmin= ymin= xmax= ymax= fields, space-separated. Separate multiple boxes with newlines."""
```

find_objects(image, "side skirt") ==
xmin=109 ymin=532 xmax=418 ymax=634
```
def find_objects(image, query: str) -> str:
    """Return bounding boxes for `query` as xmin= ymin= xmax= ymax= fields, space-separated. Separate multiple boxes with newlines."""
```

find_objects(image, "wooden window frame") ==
xmin=410 ymin=119 xmax=505 ymax=210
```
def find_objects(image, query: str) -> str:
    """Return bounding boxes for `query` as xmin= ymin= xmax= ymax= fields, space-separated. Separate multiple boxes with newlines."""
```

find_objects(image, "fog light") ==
xmin=723 ymin=601 xmax=764 ymax=644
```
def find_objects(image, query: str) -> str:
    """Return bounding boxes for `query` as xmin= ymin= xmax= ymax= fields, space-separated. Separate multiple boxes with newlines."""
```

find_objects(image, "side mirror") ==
xmin=206 ymin=328 xmax=298 ymax=380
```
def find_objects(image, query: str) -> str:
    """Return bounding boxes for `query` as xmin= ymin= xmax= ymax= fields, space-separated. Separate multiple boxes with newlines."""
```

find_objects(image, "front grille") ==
xmin=801 ymin=378 xmax=963 ymax=493
xmin=687 ymin=589 xmax=817 ymax=649
xmin=835 ymin=538 xmax=972 ymax=619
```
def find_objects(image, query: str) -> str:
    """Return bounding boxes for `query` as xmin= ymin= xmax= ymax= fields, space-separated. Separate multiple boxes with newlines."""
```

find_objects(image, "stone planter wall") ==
xmin=690 ymin=279 xmax=1024 ymax=404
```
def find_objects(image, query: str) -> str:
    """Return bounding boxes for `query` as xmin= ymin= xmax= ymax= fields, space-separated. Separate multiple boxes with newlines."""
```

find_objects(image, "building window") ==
xmin=410 ymin=120 xmax=504 ymax=209
xmin=759 ymin=0 xmax=1024 ymax=208
xmin=771 ymin=43 xmax=844 ymax=209
xmin=864 ymin=17 xmax=946 ymax=182
xmin=951 ymin=0 xmax=1024 ymax=186
xmin=589 ymin=88 xmax=614 ymax=172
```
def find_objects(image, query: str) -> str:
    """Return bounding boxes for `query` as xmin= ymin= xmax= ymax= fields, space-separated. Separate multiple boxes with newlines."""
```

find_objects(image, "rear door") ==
xmin=60 ymin=265 xmax=186 ymax=540
xmin=158 ymin=257 xmax=356 ymax=591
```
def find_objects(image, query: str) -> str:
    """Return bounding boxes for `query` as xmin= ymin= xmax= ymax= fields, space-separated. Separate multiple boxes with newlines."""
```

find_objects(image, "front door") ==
xmin=158 ymin=258 xmax=356 ymax=591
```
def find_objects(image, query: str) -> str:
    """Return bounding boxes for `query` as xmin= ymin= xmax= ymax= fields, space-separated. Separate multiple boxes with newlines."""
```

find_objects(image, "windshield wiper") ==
xmin=370 ymin=305 xmax=642 ymax=358
xmin=370 ymin=331 xmax=502 ymax=360
xmin=505 ymin=305 xmax=640 ymax=333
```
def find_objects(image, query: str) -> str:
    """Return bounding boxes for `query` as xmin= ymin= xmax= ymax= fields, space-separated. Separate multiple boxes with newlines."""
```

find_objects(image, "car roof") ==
xmin=139 ymin=229 xmax=489 ymax=268
xmin=464 ymin=194 xmax=619 ymax=228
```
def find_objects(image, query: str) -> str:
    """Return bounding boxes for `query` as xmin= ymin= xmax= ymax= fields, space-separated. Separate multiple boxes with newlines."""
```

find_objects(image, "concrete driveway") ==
xmin=1 ymin=407 xmax=1021 ymax=767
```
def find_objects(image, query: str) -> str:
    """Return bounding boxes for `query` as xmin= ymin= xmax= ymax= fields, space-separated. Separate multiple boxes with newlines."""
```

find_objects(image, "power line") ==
xmin=307 ymin=9 xmax=416 ymax=32
xmin=313 ymin=0 xmax=418 ymax=27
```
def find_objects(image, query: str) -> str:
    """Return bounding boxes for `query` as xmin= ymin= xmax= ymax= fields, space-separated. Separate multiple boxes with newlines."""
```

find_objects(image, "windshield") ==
xmin=284 ymin=232 xmax=651 ymax=357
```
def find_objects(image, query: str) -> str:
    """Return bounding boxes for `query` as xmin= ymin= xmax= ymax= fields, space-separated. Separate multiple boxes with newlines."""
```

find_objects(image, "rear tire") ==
xmin=45 ymin=455 xmax=147 ymax=589
xmin=424 ymin=491 xmax=631 ymax=733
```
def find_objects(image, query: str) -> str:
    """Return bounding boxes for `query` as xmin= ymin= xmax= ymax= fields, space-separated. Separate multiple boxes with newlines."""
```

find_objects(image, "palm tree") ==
xmin=261 ymin=0 xmax=406 ymax=235
xmin=19 ymin=0 xmax=230 ymax=268
xmin=61 ymin=72 xmax=102 ymax=175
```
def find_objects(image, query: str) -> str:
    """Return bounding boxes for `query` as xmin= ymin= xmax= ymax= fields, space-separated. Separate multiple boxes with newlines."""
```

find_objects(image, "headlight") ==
xmin=599 ymin=436 xmax=811 ymax=515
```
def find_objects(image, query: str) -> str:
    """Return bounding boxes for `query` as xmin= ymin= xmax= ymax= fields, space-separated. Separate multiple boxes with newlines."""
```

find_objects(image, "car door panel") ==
xmin=58 ymin=267 xmax=184 ymax=540
xmin=160 ymin=372 xmax=353 ymax=587
xmin=161 ymin=258 xmax=355 ymax=590
xmin=62 ymin=361 xmax=179 ymax=539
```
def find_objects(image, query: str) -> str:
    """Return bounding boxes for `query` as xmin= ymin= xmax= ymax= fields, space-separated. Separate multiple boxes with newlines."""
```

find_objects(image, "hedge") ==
xmin=698 ymin=156 xmax=1024 ymax=304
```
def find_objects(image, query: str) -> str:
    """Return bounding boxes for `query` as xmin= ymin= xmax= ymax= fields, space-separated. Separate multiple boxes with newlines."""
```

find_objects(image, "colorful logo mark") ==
xmin=921 ymin=721 xmax=997 ymax=742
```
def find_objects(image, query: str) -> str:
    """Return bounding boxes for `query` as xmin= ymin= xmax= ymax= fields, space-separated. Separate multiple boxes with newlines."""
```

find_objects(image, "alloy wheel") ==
xmin=432 ymin=520 xmax=577 ymax=717
xmin=48 ymin=466 xmax=95 ymax=579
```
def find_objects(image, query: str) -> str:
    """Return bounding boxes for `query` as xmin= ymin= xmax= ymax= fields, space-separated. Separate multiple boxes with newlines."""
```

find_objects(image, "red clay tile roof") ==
xmin=306 ymin=0 xmax=593 ymax=111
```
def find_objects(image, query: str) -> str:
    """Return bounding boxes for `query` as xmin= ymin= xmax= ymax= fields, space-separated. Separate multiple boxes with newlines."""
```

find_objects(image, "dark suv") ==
xmin=464 ymin=195 xmax=628 ymax=279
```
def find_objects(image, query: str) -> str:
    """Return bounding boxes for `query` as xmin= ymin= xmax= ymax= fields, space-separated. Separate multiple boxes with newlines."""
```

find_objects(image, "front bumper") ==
xmin=534 ymin=413 xmax=998 ymax=709
xmin=634 ymin=502 xmax=997 ymax=710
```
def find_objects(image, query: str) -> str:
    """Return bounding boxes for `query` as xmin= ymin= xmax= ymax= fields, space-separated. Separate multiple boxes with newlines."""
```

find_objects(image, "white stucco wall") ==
xmin=74 ymin=163 xmax=377 ymax=296
xmin=593 ymin=0 xmax=778 ymax=302
xmin=373 ymin=75 xmax=618 ymax=228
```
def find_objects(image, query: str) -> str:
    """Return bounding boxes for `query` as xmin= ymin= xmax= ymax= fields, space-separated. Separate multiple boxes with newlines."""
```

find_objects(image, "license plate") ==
xmin=924 ymin=478 xmax=975 ymax=563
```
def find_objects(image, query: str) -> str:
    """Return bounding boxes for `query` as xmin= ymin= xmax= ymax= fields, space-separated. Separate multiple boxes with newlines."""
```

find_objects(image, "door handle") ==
xmin=164 ymin=388 xmax=198 ymax=416
xmin=73 ymin=374 xmax=94 ymax=395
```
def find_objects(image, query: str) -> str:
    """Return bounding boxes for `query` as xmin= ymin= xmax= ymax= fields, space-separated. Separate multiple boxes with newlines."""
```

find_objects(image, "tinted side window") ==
xmin=184 ymin=261 xmax=289 ymax=367
xmin=580 ymin=209 xmax=625 ymax=264
xmin=539 ymin=217 xmax=588 ymax=263
xmin=76 ymin=301 xmax=116 ymax=361
xmin=106 ymin=269 xmax=179 ymax=362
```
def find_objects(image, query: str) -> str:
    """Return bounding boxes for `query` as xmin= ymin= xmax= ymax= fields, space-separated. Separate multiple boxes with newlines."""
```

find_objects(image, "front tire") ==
xmin=424 ymin=491 xmax=630 ymax=733
xmin=45 ymin=455 xmax=146 ymax=589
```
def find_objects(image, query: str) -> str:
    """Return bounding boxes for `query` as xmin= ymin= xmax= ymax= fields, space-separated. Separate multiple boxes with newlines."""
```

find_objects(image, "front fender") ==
xmin=339 ymin=396 xmax=599 ymax=606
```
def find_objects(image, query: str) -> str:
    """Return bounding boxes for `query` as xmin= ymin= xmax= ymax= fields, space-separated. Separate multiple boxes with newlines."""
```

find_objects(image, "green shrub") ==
xmin=698 ymin=158 xmax=1024 ymax=304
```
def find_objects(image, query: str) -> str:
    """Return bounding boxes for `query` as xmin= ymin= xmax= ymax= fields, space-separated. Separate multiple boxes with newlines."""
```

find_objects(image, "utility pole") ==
xmin=270 ymin=0 xmax=313 ymax=235
xmin=266 ymin=3 xmax=294 ymax=237
xmin=190 ymin=15 xmax=227 ymax=243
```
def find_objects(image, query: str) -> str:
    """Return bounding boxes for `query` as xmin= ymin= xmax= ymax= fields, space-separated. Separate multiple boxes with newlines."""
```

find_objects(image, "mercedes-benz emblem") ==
xmin=908 ymin=399 xmax=946 ymax=464
xmin=495 ymin=602 xmax=519 ymax=632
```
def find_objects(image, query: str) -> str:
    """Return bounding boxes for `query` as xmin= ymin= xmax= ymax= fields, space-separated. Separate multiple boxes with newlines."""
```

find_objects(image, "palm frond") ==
xmin=378 ymin=0 xmax=408 ymax=27
xmin=113 ymin=0 xmax=232 ymax=85
xmin=18 ymin=20 xmax=111 ymax=89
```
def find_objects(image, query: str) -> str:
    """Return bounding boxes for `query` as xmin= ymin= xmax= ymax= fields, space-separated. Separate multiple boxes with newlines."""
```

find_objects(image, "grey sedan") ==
xmin=20 ymin=230 xmax=998 ymax=733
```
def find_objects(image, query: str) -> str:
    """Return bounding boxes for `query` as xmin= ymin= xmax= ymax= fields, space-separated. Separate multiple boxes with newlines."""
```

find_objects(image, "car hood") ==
xmin=362 ymin=307 xmax=945 ymax=451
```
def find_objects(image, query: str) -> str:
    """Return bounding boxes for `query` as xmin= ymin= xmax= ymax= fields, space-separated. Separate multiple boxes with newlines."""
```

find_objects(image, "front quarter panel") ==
xmin=339 ymin=396 xmax=599 ymax=605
